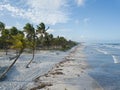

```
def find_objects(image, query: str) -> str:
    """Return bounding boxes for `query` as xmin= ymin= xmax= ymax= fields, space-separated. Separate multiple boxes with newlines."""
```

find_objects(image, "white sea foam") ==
xmin=96 ymin=48 xmax=108 ymax=55
xmin=112 ymin=55 xmax=120 ymax=63
xmin=105 ymin=45 xmax=120 ymax=50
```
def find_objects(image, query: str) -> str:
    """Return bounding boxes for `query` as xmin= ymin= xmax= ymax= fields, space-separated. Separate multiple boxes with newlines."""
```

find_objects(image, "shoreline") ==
xmin=23 ymin=45 xmax=103 ymax=90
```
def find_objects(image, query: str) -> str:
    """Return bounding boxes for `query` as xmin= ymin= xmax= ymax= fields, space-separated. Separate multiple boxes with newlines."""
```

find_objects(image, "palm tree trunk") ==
xmin=26 ymin=34 xmax=36 ymax=68
xmin=0 ymin=50 xmax=22 ymax=80
xmin=26 ymin=49 xmax=35 ymax=68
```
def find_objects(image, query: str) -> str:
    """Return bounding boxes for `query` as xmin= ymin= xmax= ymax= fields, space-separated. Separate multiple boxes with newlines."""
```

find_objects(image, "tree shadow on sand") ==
xmin=0 ymin=66 xmax=19 ymax=81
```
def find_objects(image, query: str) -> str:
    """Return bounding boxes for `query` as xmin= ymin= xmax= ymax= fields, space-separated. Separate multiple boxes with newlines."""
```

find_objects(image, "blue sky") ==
xmin=0 ymin=0 xmax=120 ymax=42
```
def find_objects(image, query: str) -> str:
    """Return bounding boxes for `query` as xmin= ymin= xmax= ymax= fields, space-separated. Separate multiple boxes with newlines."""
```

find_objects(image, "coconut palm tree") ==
xmin=9 ymin=26 xmax=18 ymax=36
xmin=36 ymin=22 xmax=49 ymax=34
xmin=23 ymin=23 xmax=36 ymax=68
xmin=43 ymin=33 xmax=54 ymax=48
xmin=0 ymin=21 xmax=7 ymax=53
xmin=36 ymin=22 xmax=49 ymax=47
xmin=0 ymin=21 xmax=5 ymax=31
xmin=0 ymin=33 xmax=26 ymax=80
xmin=1 ymin=29 xmax=10 ymax=55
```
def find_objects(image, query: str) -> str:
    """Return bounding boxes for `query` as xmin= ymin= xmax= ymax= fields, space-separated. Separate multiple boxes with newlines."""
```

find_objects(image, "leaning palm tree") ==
xmin=0 ymin=33 xmax=26 ymax=80
xmin=23 ymin=23 xmax=36 ymax=68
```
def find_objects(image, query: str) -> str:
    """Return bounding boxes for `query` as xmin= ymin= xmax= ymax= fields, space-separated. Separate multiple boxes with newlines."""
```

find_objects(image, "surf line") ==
xmin=112 ymin=55 xmax=119 ymax=63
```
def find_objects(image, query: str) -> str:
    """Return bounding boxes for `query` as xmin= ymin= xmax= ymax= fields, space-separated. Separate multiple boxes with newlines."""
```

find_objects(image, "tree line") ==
xmin=0 ymin=21 xmax=77 ymax=80
xmin=0 ymin=22 xmax=77 ymax=51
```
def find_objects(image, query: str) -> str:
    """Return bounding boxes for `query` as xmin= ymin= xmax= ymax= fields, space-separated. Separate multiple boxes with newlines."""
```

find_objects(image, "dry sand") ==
xmin=23 ymin=45 xmax=103 ymax=90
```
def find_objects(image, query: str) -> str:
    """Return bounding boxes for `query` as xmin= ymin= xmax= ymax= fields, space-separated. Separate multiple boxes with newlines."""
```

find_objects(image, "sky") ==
xmin=0 ymin=0 xmax=120 ymax=42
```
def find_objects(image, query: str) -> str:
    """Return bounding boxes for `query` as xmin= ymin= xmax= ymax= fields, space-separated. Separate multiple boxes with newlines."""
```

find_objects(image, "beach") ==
xmin=0 ymin=49 xmax=68 ymax=90
xmin=3 ymin=43 xmax=120 ymax=90
xmin=0 ymin=44 xmax=103 ymax=90
xmin=0 ymin=0 xmax=119 ymax=89
xmin=22 ymin=44 xmax=103 ymax=90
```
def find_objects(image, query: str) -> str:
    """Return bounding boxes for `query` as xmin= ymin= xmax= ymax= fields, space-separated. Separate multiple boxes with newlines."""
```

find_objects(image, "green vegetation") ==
xmin=0 ymin=27 xmax=26 ymax=80
xmin=0 ymin=21 xmax=77 ymax=51
xmin=0 ymin=21 xmax=77 ymax=80
xmin=23 ymin=23 xmax=36 ymax=68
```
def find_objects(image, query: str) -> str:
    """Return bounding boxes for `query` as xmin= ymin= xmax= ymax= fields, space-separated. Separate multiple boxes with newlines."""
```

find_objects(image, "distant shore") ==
xmin=23 ymin=44 xmax=103 ymax=90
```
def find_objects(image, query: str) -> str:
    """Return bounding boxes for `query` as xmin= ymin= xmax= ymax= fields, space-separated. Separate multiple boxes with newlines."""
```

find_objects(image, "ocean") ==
xmin=84 ymin=43 xmax=120 ymax=90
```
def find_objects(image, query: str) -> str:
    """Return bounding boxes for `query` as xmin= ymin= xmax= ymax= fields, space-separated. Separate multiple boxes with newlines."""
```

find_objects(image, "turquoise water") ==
xmin=85 ymin=43 xmax=120 ymax=90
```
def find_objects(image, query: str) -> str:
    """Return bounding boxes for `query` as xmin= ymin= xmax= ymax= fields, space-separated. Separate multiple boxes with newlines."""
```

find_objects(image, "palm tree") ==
xmin=36 ymin=22 xmax=49 ymax=34
xmin=1 ymin=29 xmax=10 ymax=55
xmin=36 ymin=22 xmax=49 ymax=47
xmin=0 ymin=21 xmax=6 ymax=51
xmin=0 ymin=21 xmax=5 ymax=31
xmin=43 ymin=33 xmax=54 ymax=48
xmin=9 ymin=26 xmax=18 ymax=36
xmin=0 ymin=22 xmax=11 ymax=55
xmin=0 ymin=33 xmax=26 ymax=80
xmin=23 ymin=23 xmax=36 ymax=68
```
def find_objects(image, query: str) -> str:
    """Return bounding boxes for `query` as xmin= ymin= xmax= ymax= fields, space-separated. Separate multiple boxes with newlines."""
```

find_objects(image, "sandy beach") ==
xmin=0 ymin=50 xmax=67 ymax=90
xmin=0 ymin=0 xmax=119 ymax=89
xmin=23 ymin=45 xmax=103 ymax=90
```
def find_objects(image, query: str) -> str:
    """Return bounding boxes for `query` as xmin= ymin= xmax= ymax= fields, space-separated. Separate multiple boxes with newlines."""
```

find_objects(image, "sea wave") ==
xmin=112 ymin=55 xmax=120 ymax=63
xmin=105 ymin=45 xmax=120 ymax=50
xmin=96 ymin=48 xmax=108 ymax=55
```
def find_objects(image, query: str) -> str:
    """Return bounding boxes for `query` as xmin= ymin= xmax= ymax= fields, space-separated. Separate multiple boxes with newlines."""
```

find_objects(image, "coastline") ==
xmin=23 ymin=44 xmax=103 ymax=90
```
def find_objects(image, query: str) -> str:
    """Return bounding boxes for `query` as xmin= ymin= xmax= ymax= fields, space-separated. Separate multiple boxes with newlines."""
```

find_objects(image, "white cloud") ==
xmin=0 ymin=0 xmax=69 ymax=25
xmin=27 ymin=0 xmax=66 ymax=10
xmin=0 ymin=4 xmax=27 ymax=18
xmin=15 ymin=22 xmax=23 ymax=29
xmin=26 ymin=0 xmax=69 ymax=25
xmin=47 ymin=29 xmax=55 ymax=33
xmin=6 ymin=25 xmax=11 ymax=29
xmin=75 ymin=0 xmax=85 ymax=6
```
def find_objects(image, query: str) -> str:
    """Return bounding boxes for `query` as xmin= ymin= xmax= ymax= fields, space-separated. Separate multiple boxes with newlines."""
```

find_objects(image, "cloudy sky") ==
xmin=0 ymin=0 xmax=120 ymax=42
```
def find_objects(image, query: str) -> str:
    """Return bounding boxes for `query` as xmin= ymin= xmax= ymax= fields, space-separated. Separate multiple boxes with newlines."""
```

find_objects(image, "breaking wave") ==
xmin=96 ymin=48 xmax=108 ymax=55
xmin=112 ymin=55 xmax=120 ymax=64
